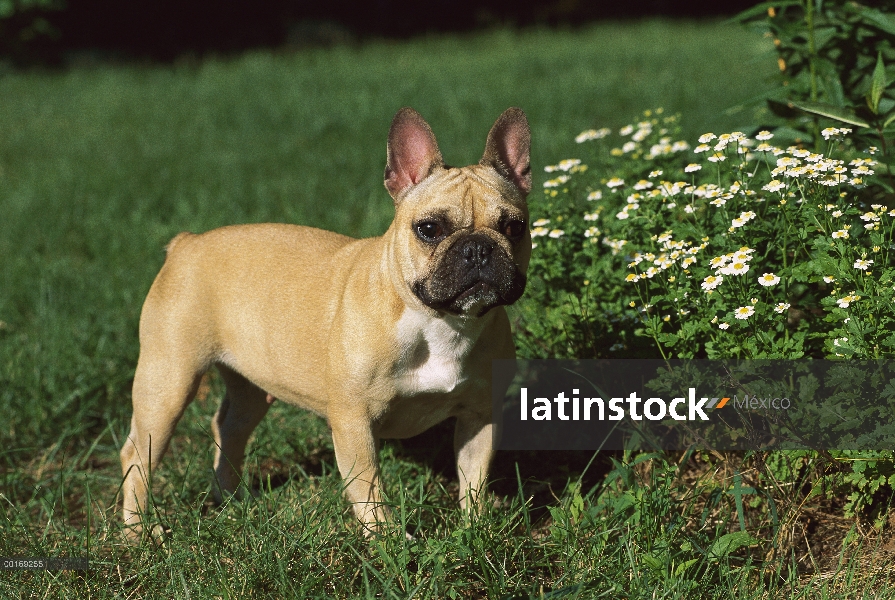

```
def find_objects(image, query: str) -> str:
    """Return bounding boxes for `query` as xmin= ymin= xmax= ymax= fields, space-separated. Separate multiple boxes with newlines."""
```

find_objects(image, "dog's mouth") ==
xmin=455 ymin=281 xmax=492 ymax=302
xmin=413 ymin=272 xmax=525 ymax=317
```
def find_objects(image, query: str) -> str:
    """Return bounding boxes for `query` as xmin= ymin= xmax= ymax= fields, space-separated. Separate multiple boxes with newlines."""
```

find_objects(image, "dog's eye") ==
xmin=415 ymin=221 xmax=444 ymax=242
xmin=504 ymin=219 xmax=525 ymax=239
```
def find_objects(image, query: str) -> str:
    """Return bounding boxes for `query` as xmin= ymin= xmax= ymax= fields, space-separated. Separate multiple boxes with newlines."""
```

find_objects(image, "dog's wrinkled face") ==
xmin=383 ymin=108 xmax=532 ymax=317
xmin=403 ymin=169 xmax=530 ymax=317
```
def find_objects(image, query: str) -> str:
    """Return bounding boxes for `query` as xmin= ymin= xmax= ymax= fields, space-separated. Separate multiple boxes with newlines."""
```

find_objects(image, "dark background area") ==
xmin=5 ymin=0 xmax=759 ymax=64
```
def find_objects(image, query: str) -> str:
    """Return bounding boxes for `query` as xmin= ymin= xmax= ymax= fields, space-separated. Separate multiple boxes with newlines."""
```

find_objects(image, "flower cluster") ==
xmin=750 ymin=143 xmax=879 ymax=191
xmin=709 ymin=247 xmax=754 ymax=278
xmin=526 ymin=109 xmax=894 ymax=360
xmin=530 ymin=217 xmax=565 ymax=246
xmin=836 ymin=293 xmax=861 ymax=308
xmin=604 ymin=112 xmax=692 ymax=161
xmin=541 ymin=157 xmax=590 ymax=197
xmin=625 ymin=231 xmax=706 ymax=282
xmin=575 ymin=128 xmax=611 ymax=143
xmin=821 ymin=127 xmax=852 ymax=140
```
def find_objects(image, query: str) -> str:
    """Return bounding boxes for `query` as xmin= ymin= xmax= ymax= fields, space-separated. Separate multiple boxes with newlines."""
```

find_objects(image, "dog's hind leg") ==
xmin=120 ymin=355 xmax=205 ymax=538
xmin=211 ymin=364 xmax=272 ymax=502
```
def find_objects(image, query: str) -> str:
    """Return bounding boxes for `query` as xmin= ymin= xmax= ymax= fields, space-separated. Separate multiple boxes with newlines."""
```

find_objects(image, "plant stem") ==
xmin=805 ymin=0 xmax=821 ymax=151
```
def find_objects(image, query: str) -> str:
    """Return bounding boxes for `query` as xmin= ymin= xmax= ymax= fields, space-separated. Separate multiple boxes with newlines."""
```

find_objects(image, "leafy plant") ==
xmin=734 ymin=1 xmax=895 ymax=200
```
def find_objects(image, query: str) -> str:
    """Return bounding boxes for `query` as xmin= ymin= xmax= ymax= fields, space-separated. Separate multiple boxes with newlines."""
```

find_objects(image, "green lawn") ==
xmin=3 ymin=19 xmax=890 ymax=598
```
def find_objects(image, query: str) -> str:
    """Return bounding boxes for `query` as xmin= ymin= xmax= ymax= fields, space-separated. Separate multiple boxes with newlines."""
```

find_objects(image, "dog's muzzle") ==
xmin=412 ymin=232 xmax=526 ymax=316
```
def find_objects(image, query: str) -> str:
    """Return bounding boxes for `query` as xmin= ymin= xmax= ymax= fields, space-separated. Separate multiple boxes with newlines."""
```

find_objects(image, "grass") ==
xmin=1 ymin=18 xmax=893 ymax=598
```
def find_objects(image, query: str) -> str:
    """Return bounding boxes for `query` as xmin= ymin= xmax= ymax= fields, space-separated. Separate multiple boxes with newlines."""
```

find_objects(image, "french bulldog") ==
xmin=120 ymin=107 xmax=532 ymax=537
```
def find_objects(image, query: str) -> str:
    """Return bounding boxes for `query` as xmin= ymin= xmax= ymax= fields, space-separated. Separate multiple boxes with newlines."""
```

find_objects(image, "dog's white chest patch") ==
xmin=393 ymin=309 xmax=481 ymax=395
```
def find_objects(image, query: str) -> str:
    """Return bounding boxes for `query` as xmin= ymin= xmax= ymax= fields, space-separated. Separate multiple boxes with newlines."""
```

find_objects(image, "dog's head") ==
xmin=383 ymin=107 xmax=532 ymax=318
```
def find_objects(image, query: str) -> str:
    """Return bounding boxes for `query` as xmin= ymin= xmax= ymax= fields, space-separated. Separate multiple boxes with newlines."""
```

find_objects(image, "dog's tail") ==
xmin=165 ymin=232 xmax=194 ymax=257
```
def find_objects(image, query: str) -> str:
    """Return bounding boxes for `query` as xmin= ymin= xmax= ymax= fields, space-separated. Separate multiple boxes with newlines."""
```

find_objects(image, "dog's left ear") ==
xmin=480 ymin=107 xmax=531 ymax=196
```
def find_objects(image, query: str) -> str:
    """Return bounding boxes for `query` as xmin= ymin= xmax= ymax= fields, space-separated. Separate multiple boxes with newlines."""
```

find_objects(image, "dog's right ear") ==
xmin=384 ymin=108 xmax=444 ymax=201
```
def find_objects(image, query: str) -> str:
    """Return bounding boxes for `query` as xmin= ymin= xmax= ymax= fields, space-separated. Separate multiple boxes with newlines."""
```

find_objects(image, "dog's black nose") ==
xmin=460 ymin=237 xmax=494 ymax=268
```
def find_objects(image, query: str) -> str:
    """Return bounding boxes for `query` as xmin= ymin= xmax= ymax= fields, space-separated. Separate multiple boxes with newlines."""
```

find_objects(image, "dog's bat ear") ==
xmin=384 ymin=108 xmax=444 ymax=200
xmin=480 ymin=107 xmax=531 ymax=196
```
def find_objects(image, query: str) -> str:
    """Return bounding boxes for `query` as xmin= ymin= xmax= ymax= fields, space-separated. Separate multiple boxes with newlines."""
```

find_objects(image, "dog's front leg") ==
xmin=330 ymin=418 xmax=388 ymax=534
xmin=454 ymin=408 xmax=497 ymax=513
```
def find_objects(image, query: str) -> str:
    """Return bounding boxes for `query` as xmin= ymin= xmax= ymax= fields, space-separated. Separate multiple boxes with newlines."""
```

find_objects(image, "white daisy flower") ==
xmin=606 ymin=177 xmax=625 ymax=188
xmin=701 ymin=274 xmax=724 ymax=290
xmin=721 ymin=261 xmax=750 ymax=276
xmin=734 ymin=306 xmax=755 ymax=320
xmin=758 ymin=273 xmax=780 ymax=287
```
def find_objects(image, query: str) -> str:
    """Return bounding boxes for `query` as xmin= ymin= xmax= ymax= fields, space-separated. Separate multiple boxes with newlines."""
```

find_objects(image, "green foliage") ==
xmin=734 ymin=0 xmax=895 ymax=200
xmin=831 ymin=449 xmax=895 ymax=521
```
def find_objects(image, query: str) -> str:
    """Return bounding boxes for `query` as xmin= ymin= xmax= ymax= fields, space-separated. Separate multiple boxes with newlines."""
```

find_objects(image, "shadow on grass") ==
xmin=391 ymin=418 xmax=616 ymax=523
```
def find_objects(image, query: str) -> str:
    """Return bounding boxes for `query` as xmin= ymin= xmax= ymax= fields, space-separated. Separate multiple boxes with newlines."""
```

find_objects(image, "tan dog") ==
xmin=120 ymin=107 xmax=532 ymax=537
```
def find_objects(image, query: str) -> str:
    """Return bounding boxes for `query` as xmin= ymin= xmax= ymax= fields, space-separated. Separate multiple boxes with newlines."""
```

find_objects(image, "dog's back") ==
xmin=140 ymin=223 xmax=370 ymax=413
